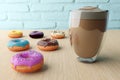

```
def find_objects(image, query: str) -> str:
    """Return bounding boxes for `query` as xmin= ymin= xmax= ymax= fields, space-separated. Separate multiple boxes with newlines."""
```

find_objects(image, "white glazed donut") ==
xmin=51 ymin=30 xmax=65 ymax=39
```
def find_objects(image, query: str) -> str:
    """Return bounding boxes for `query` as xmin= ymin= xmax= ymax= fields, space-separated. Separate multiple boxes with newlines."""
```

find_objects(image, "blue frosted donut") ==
xmin=7 ymin=39 xmax=30 ymax=51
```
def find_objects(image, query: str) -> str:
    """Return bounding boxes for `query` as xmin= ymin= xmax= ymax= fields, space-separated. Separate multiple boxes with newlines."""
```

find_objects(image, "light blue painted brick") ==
xmin=99 ymin=3 xmax=120 ymax=12
xmin=30 ymin=0 xmax=39 ymax=3
xmin=56 ymin=21 xmax=69 ymax=29
xmin=0 ymin=13 xmax=7 ymax=20
xmin=109 ymin=13 xmax=120 ymax=20
xmin=108 ymin=21 xmax=120 ymax=29
xmin=101 ymin=4 xmax=120 ymax=12
xmin=100 ymin=4 xmax=120 ymax=20
xmin=41 ymin=12 xmax=69 ymax=21
xmin=64 ymin=3 xmax=97 ymax=11
xmin=99 ymin=3 xmax=110 ymax=10
xmin=0 ymin=4 xmax=28 ymax=12
xmin=41 ymin=0 xmax=73 ymax=3
xmin=6 ymin=0 xmax=29 ymax=3
xmin=0 ymin=21 xmax=23 ymax=29
xmin=110 ymin=4 xmax=120 ymax=12
xmin=31 ymin=4 xmax=63 ymax=12
xmin=110 ymin=0 xmax=120 ymax=3
xmin=8 ymin=13 xmax=41 ymax=21
xmin=0 ymin=0 xmax=5 ymax=3
xmin=24 ymin=21 xmax=56 ymax=29
xmin=76 ymin=0 xmax=109 ymax=3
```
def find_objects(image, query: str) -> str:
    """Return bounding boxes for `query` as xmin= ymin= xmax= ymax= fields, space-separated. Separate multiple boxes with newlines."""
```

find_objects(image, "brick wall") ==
xmin=0 ymin=0 xmax=119 ymax=29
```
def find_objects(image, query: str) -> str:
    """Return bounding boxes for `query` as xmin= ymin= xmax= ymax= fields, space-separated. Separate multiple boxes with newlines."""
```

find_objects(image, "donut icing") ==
xmin=10 ymin=30 xmax=22 ymax=35
xmin=37 ymin=38 xmax=59 ymax=47
xmin=51 ymin=30 xmax=65 ymax=36
xmin=8 ymin=39 xmax=29 ymax=47
xmin=11 ymin=50 xmax=43 ymax=68
xmin=29 ymin=31 xmax=44 ymax=38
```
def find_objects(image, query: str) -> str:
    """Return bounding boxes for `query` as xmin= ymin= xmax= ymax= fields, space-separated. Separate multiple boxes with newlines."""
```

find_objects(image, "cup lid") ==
xmin=70 ymin=6 xmax=108 ymax=19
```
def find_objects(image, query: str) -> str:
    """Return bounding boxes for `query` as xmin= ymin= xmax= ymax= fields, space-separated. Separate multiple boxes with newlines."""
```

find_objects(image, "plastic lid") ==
xmin=70 ymin=6 xmax=108 ymax=19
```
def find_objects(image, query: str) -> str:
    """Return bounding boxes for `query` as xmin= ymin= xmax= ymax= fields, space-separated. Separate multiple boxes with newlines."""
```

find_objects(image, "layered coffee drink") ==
xmin=69 ymin=6 xmax=108 ymax=62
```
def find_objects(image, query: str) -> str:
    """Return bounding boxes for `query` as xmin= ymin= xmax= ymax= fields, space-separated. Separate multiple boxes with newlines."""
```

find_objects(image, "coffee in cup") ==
xmin=69 ymin=6 xmax=108 ymax=62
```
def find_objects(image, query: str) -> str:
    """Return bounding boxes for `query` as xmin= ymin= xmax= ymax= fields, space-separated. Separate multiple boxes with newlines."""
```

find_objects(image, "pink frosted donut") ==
xmin=11 ymin=50 xmax=44 ymax=73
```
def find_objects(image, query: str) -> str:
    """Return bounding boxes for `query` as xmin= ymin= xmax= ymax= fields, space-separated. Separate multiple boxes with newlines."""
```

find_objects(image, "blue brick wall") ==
xmin=0 ymin=0 xmax=120 ymax=30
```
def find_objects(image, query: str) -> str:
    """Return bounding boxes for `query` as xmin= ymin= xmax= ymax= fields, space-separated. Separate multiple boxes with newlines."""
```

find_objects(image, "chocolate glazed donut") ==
xmin=29 ymin=31 xmax=44 ymax=38
xmin=37 ymin=38 xmax=59 ymax=51
xmin=37 ymin=38 xmax=59 ymax=47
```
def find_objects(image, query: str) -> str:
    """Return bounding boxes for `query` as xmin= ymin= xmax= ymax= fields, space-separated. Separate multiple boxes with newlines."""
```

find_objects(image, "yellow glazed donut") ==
xmin=51 ymin=30 xmax=65 ymax=39
xmin=8 ymin=30 xmax=23 ymax=38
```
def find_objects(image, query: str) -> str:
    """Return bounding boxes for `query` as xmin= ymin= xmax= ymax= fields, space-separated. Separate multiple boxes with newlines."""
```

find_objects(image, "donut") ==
xmin=37 ymin=38 xmax=59 ymax=51
xmin=7 ymin=39 xmax=30 ymax=52
xmin=8 ymin=30 xmax=23 ymax=38
xmin=51 ymin=30 xmax=65 ymax=39
xmin=29 ymin=31 xmax=44 ymax=39
xmin=11 ymin=50 xmax=44 ymax=73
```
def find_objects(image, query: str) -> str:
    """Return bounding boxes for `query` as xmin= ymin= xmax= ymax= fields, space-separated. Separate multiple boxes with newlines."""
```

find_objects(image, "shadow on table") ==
xmin=96 ymin=56 xmax=113 ymax=63
xmin=95 ymin=53 xmax=120 ymax=64
xmin=22 ymin=64 xmax=49 ymax=75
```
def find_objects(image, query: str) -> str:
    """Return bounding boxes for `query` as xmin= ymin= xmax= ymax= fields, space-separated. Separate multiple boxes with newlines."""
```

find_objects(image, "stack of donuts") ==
xmin=7 ymin=30 xmax=65 ymax=73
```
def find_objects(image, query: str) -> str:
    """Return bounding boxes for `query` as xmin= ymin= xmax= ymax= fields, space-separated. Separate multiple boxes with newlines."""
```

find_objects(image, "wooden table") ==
xmin=0 ymin=30 xmax=120 ymax=80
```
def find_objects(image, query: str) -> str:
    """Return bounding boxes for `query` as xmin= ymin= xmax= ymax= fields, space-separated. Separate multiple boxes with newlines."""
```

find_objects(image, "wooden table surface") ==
xmin=0 ymin=30 xmax=120 ymax=80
